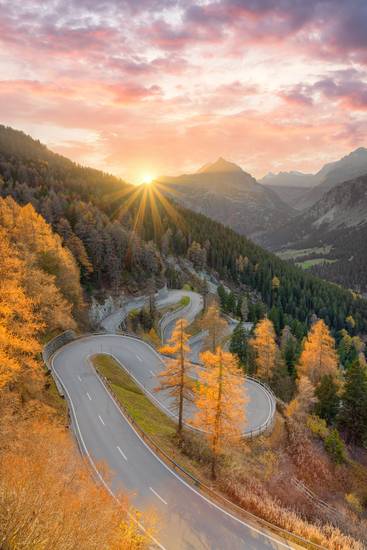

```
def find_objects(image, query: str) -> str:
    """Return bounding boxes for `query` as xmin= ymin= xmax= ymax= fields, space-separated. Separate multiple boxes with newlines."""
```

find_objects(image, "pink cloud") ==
xmin=0 ymin=0 xmax=366 ymax=183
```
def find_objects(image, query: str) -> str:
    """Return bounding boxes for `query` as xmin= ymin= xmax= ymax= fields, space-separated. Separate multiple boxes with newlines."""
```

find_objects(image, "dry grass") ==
xmin=94 ymin=354 xmax=367 ymax=550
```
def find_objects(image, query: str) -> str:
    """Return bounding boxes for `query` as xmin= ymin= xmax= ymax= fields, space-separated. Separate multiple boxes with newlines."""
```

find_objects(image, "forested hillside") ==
xmin=262 ymin=174 xmax=367 ymax=294
xmin=0 ymin=125 xmax=163 ymax=291
xmin=0 ymin=196 xmax=148 ymax=548
xmin=1 ymin=125 xmax=366 ymax=337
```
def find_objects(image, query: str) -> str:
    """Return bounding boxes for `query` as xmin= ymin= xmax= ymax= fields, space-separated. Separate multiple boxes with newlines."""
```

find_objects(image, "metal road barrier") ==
xmin=44 ymin=330 xmax=276 ymax=440
xmin=43 ymin=330 xmax=326 ymax=550
xmin=42 ymin=329 xmax=77 ymax=366
xmin=98 ymin=371 xmax=326 ymax=550
xmin=157 ymin=300 xmax=191 ymax=341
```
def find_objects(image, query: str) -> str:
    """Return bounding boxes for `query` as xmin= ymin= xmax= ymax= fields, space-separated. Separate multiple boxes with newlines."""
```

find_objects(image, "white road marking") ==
xmin=86 ymin=392 xmax=92 ymax=401
xmin=51 ymin=355 xmax=166 ymax=550
xmin=51 ymin=334 xmax=288 ymax=550
xmin=98 ymin=415 xmax=105 ymax=426
xmin=136 ymin=354 xmax=143 ymax=362
xmin=117 ymin=446 xmax=127 ymax=461
xmin=78 ymin=375 xmax=82 ymax=382
xmin=150 ymin=370 xmax=155 ymax=376
xmin=150 ymin=487 xmax=167 ymax=505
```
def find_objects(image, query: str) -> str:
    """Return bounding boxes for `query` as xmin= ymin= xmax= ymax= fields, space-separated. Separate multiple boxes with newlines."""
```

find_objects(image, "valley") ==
xmin=2 ymin=3 xmax=367 ymax=549
xmin=1 ymin=128 xmax=367 ymax=550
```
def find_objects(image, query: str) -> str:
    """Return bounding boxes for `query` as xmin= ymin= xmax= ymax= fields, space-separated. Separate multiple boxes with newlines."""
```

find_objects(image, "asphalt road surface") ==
xmin=101 ymin=288 xmax=201 ymax=333
xmin=52 ymin=334 xmax=291 ymax=550
xmin=101 ymin=290 xmax=273 ymax=435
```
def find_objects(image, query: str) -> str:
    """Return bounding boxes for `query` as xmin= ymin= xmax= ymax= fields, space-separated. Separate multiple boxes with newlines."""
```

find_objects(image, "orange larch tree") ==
xmin=298 ymin=319 xmax=338 ymax=385
xmin=0 ymin=196 xmax=84 ymax=329
xmin=250 ymin=318 xmax=278 ymax=380
xmin=0 ymin=229 xmax=42 ymax=389
xmin=201 ymin=302 xmax=227 ymax=352
xmin=0 ymin=421 xmax=153 ymax=549
xmin=193 ymin=348 xmax=247 ymax=479
xmin=157 ymin=318 xmax=193 ymax=438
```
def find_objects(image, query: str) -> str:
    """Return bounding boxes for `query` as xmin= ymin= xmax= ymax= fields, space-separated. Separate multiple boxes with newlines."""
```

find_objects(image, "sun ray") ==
xmin=146 ymin=184 xmax=163 ymax=242
xmin=111 ymin=185 xmax=142 ymax=222
xmin=151 ymin=185 xmax=186 ymax=232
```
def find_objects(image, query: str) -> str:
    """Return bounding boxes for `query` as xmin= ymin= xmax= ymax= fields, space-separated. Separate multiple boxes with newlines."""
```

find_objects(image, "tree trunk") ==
xmin=211 ymin=350 xmax=223 ymax=480
xmin=178 ymin=320 xmax=184 ymax=440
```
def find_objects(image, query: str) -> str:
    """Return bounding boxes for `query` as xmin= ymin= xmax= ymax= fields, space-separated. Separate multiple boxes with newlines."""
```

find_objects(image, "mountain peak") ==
xmin=197 ymin=157 xmax=243 ymax=174
xmin=348 ymin=146 xmax=367 ymax=157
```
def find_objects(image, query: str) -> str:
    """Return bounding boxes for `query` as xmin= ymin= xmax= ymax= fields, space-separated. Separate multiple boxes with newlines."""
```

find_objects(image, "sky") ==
xmin=1 ymin=0 xmax=367 ymax=183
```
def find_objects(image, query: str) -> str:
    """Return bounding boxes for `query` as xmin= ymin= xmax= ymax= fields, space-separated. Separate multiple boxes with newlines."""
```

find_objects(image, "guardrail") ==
xmin=245 ymin=376 xmax=277 ymax=438
xmin=157 ymin=299 xmax=190 ymax=341
xmin=42 ymin=330 xmax=77 ymax=366
xmin=44 ymin=330 xmax=276 ymax=440
xmin=187 ymin=358 xmax=276 ymax=439
xmin=97 ymin=370 xmax=326 ymax=550
xmin=43 ymin=330 xmax=325 ymax=550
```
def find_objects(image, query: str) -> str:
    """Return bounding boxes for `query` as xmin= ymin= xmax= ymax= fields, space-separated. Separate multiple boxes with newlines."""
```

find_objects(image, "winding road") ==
xmin=46 ymin=288 xmax=294 ymax=548
xmin=52 ymin=334 xmax=290 ymax=549
xmin=100 ymin=289 xmax=271 ymax=436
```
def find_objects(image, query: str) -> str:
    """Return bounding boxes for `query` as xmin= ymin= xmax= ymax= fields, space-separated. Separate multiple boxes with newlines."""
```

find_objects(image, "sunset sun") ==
xmin=141 ymin=174 xmax=154 ymax=184
xmin=2 ymin=1 xmax=367 ymax=548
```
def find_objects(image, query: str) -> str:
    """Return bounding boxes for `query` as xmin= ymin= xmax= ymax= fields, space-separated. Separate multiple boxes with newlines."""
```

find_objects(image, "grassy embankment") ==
xmin=92 ymin=354 xmax=204 ymax=475
xmin=92 ymin=353 xmax=366 ymax=550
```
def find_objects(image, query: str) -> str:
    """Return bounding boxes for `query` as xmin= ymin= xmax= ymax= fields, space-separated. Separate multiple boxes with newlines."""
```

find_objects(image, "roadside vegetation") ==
xmin=93 ymin=351 xmax=365 ymax=550
xmin=0 ymin=199 xmax=151 ymax=549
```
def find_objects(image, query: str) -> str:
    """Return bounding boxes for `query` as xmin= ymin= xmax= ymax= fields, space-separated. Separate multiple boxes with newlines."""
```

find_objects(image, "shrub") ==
xmin=307 ymin=414 xmax=329 ymax=439
xmin=324 ymin=429 xmax=347 ymax=464
xmin=345 ymin=493 xmax=363 ymax=514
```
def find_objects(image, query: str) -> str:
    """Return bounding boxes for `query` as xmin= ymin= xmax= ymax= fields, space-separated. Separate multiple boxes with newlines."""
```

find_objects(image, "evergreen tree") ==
xmin=324 ymin=429 xmax=347 ymax=464
xmin=280 ymin=325 xmax=298 ymax=378
xmin=270 ymin=361 xmax=295 ymax=402
xmin=226 ymin=291 xmax=236 ymax=315
xmin=240 ymin=294 xmax=249 ymax=322
xmin=217 ymin=284 xmax=227 ymax=311
xmin=314 ymin=375 xmax=340 ymax=425
xmin=338 ymin=359 xmax=367 ymax=446
xmin=229 ymin=323 xmax=248 ymax=368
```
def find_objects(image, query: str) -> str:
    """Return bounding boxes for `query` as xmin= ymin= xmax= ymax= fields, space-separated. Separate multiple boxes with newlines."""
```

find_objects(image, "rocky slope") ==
xmin=296 ymin=147 xmax=367 ymax=211
xmin=263 ymin=174 xmax=367 ymax=292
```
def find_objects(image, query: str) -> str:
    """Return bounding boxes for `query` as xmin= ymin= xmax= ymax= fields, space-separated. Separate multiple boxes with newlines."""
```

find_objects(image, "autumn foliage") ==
xmin=298 ymin=319 xmax=338 ymax=385
xmin=0 ymin=420 xmax=151 ymax=549
xmin=0 ymin=228 xmax=42 ymax=389
xmin=250 ymin=317 xmax=278 ymax=380
xmin=158 ymin=318 xmax=193 ymax=436
xmin=0 ymin=198 xmax=150 ymax=548
xmin=194 ymin=348 xmax=247 ymax=478
xmin=0 ymin=197 xmax=85 ymax=389
xmin=200 ymin=302 xmax=227 ymax=352
xmin=0 ymin=196 xmax=83 ymax=332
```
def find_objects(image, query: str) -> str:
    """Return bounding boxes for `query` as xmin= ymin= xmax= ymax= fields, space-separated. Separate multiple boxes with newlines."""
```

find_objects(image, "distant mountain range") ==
xmin=157 ymin=148 xmax=367 ymax=293
xmin=261 ymin=147 xmax=367 ymax=210
xmin=157 ymin=157 xmax=294 ymax=241
xmin=260 ymin=171 xmax=318 ymax=208
xmin=262 ymin=173 xmax=367 ymax=293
